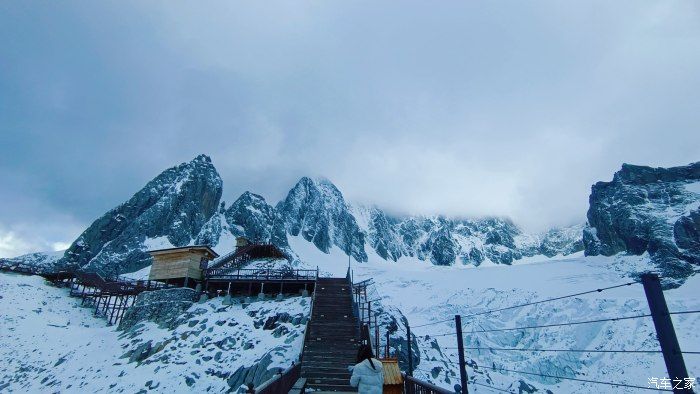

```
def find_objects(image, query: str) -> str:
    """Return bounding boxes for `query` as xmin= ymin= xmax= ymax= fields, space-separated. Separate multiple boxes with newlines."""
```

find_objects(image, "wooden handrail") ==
xmin=403 ymin=373 xmax=454 ymax=394
xmin=254 ymin=362 xmax=301 ymax=394
xmin=205 ymin=268 xmax=318 ymax=281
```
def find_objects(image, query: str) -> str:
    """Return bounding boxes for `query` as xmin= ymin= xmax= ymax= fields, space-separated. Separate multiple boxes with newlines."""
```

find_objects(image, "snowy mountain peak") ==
xmin=57 ymin=155 xmax=223 ymax=276
xmin=277 ymin=177 xmax=367 ymax=262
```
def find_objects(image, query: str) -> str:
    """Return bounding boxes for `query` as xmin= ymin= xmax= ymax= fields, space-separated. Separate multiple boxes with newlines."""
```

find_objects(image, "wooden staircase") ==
xmin=301 ymin=277 xmax=360 ymax=392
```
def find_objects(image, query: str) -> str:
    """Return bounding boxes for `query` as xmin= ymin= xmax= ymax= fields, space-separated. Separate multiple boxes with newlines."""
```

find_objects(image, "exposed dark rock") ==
xmin=277 ymin=177 xmax=367 ymax=262
xmin=585 ymin=162 xmax=700 ymax=284
xmin=57 ymin=155 xmax=223 ymax=277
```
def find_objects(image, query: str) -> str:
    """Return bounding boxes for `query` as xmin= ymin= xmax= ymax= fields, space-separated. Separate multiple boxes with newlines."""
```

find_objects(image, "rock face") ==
xmin=195 ymin=192 xmax=290 ymax=255
xmin=57 ymin=155 xmax=223 ymax=276
xmin=11 ymin=158 xmax=586 ymax=274
xmin=277 ymin=177 xmax=367 ymax=262
xmin=354 ymin=207 xmax=584 ymax=266
xmin=584 ymin=162 xmax=700 ymax=282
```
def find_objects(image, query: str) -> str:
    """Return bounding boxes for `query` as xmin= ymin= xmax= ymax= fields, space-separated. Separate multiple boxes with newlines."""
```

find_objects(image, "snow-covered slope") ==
xmin=290 ymin=240 xmax=700 ymax=393
xmin=0 ymin=272 xmax=309 ymax=393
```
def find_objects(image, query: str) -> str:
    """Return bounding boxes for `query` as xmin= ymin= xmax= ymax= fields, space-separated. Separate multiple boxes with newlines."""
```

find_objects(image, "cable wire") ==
xmin=669 ymin=309 xmax=700 ymax=316
xmin=469 ymin=380 xmax=516 ymax=393
xmin=432 ymin=310 xmax=697 ymax=337
xmin=444 ymin=346 xmax=661 ymax=354
xmin=470 ymin=364 xmax=672 ymax=392
xmin=412 ymin=317 xmax=454 ymax=329
xmin=460 ymin=281 xmax=638 ymax=321
xmin=464 ymin=312 xmax=653 ymax=334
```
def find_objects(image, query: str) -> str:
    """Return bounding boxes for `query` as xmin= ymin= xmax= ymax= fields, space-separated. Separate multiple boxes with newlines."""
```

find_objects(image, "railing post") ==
xmin=386 ymin=330 xmax=390 ymax=358
xmin=641 ymin=273 xmax=692 ymax=393
xmin=375 ymin=314 xmax=379 ymax=355
xmin=367 ymin=302 xmax=372 ymax=353
xmin=406 ymin=322 xmax=413 ymax=376
xmin=455 ymin=315 xmax=468 ymax=394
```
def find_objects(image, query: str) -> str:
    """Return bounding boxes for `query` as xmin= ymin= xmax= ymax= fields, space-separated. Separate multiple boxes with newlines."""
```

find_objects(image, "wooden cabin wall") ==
xmin=149 ymin=251 xmax=206 ymax=281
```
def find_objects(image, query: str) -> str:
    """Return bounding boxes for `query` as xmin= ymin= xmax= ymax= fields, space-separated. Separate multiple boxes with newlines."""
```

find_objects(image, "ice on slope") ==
xmin=290 ymin=235 xmax=700 ymax=393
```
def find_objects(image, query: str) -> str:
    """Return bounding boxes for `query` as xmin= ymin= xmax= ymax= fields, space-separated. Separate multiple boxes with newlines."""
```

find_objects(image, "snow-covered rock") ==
xmin=584 ymin=162 xmax=700 ymax=285
xmin=277 ymin=177 xmax=367 ymax=262
xmin=0 ymin=249 xmax=65 ymax=273
xmin=0 ymin=272 xmax=309 ymax=392
xmin=57 ymin=155 xmax=223 ymax=277
xmin=9 ymin=162 xmax=585 ymax=276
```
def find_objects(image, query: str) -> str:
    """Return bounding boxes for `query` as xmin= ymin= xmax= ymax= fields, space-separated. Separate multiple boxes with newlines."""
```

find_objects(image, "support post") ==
xmin=109 ymin=296 xmax=118 ymax=325
xmin=375 ymin=314 xmax=379 ymax=354
xmin=455 ymin=315 xmax=468 ymax=394
xmin=386 ymin=330 xmax=390 ymax=358
xmin=367 ymin=302 xmax=372 ymax=352
xmin=406 ymin=322 xmax=413 ymax=376
xmin=641 ymin=273 xmax=691 ymax=394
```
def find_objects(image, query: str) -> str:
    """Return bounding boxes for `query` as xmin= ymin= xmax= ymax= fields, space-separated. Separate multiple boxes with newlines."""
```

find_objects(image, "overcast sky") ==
xmin=1 ymin=1 xmax=699 ymax=257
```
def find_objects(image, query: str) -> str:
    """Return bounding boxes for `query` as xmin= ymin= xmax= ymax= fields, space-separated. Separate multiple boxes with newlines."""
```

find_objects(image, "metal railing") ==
xmin=205 ymin=268 xmax=318 ymax=281
xmin=403 ymin=373 xmax=454 ymax=394
xmin=254 ymin=362 xmax=301 ymax=394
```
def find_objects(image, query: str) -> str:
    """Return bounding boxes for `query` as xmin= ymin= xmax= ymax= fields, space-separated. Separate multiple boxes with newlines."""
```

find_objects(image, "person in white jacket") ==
xmin=349 ymin=344 xmax=384 ymax=394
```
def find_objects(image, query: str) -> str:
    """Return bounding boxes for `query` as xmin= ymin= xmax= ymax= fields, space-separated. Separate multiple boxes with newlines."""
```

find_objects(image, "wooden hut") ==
xmin=380 ymin=358 xmax=404 ymax=394
xmin=236 ymin=236 xmax=250 ymax=249
xmin=148 ymin=245 xmax=219 ymax=287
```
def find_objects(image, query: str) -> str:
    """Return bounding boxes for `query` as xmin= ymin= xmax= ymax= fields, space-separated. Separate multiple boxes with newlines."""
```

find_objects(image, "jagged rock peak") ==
xmin=277 ymin=177 xmax=367 ymax=262
xmin=226 ymin=191 xmax=288 ymax=247
xmin=584 ymin=161 xmax=700 ymax=285
xmin=58 ymin=155 xmax=223 ymax=276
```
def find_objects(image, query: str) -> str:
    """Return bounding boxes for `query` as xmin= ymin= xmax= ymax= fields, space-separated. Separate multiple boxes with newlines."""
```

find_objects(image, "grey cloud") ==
xmin=1 ymin=1 xmax=698 ymax=256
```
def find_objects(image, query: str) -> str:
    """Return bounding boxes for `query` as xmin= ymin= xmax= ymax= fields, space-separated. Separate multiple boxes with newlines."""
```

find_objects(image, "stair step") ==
xmin=304 ymin=376 xmax=354 ymax=384
xmin=301 ymin=276 xmax=360 ymax=390
xmin=306 ymin=386 xmax=356 ymax=393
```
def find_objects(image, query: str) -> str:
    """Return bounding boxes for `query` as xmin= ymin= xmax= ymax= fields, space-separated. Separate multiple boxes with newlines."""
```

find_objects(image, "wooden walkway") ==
xmin=0 ymin=261 xmax=172 ymax=325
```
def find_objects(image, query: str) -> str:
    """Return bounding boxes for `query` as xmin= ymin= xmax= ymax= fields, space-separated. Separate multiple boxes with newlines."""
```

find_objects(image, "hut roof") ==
xmin=148 ymin=245 xmax=219 ymax=259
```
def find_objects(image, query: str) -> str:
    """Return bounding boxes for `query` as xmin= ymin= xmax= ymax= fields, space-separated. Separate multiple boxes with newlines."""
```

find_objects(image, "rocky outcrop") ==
xmin=225 ymin=192 xmax=289 ymax=249
xmin=195 ymin=192 xmax=290 ymax=255
xmin=58 ymin=155 xmax=223 ymax=276
xmin=366 ymin=207 xmax=404 ymax=261
xmin=584 ymin=162 xmax=700 ymax=283
xmin=538 ymin=224 xmax=585 ymax=257
xmin=0 ymin=250 xmax=65 ymax=273
xmin=119 ymin=288 xmax=198 ymax=331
